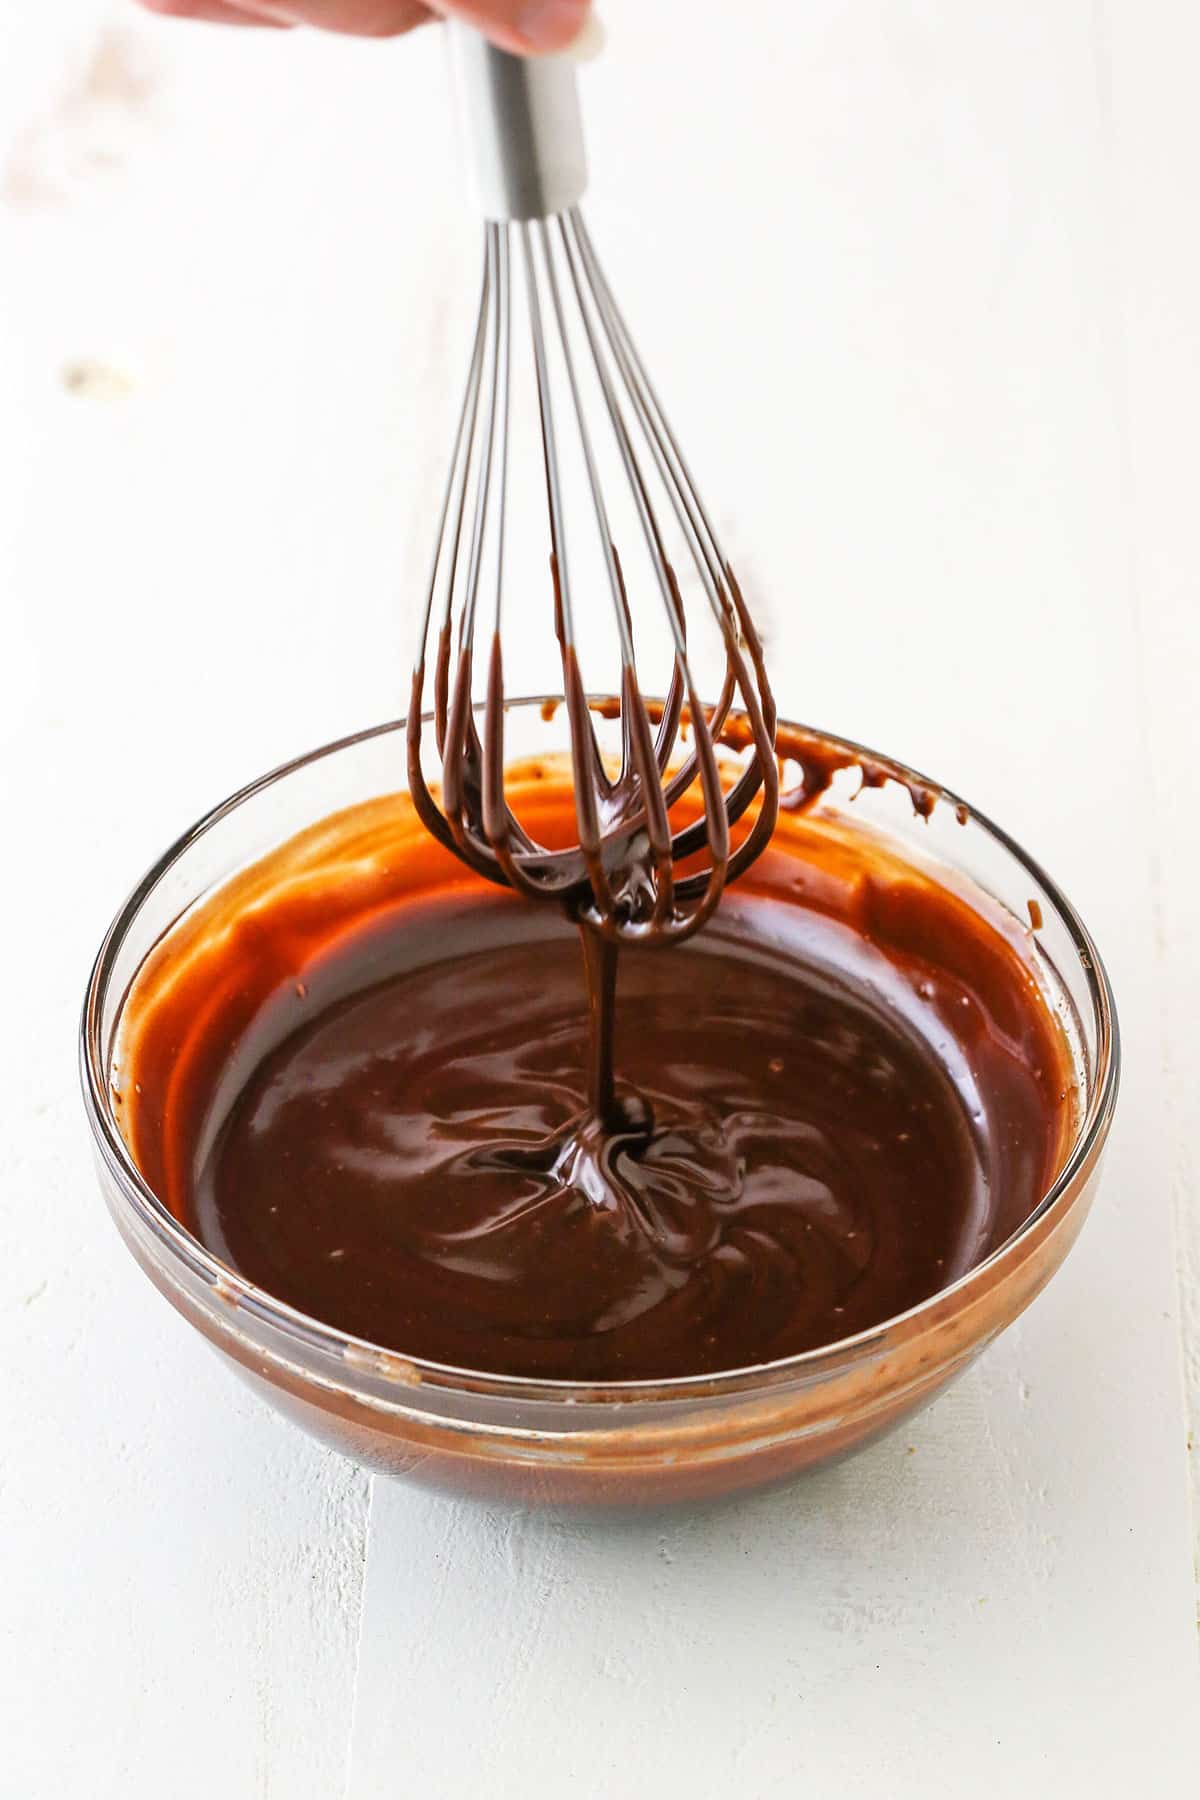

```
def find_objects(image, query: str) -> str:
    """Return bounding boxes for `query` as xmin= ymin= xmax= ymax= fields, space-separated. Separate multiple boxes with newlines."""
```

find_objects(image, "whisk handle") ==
xmin=450 ymin=24 xmax=588 ymax=223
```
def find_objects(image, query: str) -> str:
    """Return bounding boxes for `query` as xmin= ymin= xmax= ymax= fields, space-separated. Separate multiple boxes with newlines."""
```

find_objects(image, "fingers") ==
xmin=137 ymin=0 xmax=596 ymax=52
xmin=137 ymin=1 xmax=294 ymax=23
xmin=427 ymin=0 xmax=593 ymax=54
xmin=249 ymin=1 xmax=432 ymax=32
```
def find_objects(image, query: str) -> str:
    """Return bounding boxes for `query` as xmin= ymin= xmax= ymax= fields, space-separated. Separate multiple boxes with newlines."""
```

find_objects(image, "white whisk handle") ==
xmin=450 ymin=24 xmax=588 ymax=222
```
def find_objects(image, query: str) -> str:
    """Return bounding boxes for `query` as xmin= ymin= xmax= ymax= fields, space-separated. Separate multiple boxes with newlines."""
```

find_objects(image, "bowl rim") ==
xmin=80 ymin=701 xmax=1119 ymax=1407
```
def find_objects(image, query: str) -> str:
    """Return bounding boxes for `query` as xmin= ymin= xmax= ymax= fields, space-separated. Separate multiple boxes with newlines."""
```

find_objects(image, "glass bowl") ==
xmin=80 ymin=702 xmax=1117 ymax=1507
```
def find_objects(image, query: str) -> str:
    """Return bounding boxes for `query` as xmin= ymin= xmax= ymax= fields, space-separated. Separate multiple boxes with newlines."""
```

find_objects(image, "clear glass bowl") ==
xmin=80 ymin=702 xmax=1117 ymax=1507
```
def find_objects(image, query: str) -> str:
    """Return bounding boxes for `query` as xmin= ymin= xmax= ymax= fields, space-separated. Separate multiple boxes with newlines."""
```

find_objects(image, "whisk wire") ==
xmin=550 ymin=210 xmax=733 ymax=920
xmin=532 ymin=217 xmax=681 ymax=926
xmin=442 ymin=227 xmax=507 ymax=853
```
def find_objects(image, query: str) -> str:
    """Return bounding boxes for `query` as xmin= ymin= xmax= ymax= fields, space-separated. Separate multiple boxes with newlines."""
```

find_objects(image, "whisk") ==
xmin=408 ymin=26 xmax=779 ymax=945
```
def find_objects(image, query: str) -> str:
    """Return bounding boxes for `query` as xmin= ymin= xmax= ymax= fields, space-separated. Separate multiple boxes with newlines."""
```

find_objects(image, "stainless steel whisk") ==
xmin=408 ymin=27 xmax=779 ymax=944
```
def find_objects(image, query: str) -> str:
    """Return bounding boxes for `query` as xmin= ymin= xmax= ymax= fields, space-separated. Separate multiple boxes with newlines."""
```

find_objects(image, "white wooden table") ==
xmin=2 ymin=3 xmax=1197 ymax=1792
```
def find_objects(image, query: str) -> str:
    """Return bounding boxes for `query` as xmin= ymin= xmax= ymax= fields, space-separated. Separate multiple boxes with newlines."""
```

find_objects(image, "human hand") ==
xmin=136 ymin=0 xmax=595 ymax=56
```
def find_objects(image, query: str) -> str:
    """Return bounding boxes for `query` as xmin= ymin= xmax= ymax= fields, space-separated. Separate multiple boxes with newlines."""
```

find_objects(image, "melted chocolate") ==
xmin=120 ymin=764 xmax=1073 ymax=1381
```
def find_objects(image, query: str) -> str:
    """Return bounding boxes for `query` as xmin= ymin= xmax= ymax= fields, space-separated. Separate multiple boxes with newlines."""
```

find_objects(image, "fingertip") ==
xmin=514 ymin=0 xmax=593 ymax=55
xmin=562 ymin=10 xmax=603 ymax=62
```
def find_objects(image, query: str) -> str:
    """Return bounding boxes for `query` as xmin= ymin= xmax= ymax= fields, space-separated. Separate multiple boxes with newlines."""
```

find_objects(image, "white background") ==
xmin=2 ymin=1 xmax=1197 ymax=1793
